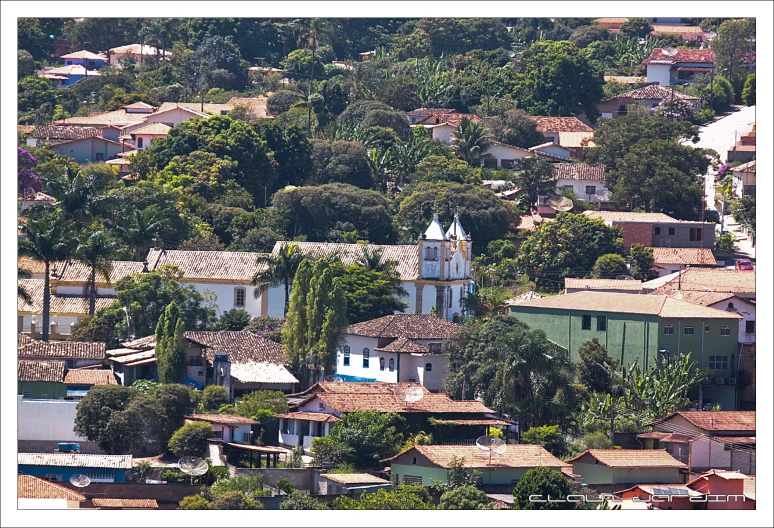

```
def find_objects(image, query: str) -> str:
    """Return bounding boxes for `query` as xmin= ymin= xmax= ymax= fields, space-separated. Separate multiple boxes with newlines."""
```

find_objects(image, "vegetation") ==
xmin=512 ymin=467 xmax=573 ymax=510
xmin=168 ymin=422 xmax=215 ymax=457
xmin=333 ymin=484 xmax=435 ymax=510
xmin=155 ymin=302 xmax=188 ymax=384
xmin=439 ymin=486 xmax=493 ymax=510
xmin=311 ymin=410 xmax=404 ymax=468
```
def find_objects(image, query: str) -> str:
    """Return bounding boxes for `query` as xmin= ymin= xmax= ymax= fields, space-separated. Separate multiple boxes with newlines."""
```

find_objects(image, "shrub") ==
xmin=168 ymin=422 xmax=214 ymax=458
xmin=179 ymin=495 xmax=210 ymax=510
xmin=202 ymin=385 xmax=230 ymax=411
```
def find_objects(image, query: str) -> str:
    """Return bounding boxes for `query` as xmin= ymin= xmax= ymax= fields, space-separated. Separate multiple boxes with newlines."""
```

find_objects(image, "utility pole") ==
xmin=307 ymin=31 xmax=316 ymax=138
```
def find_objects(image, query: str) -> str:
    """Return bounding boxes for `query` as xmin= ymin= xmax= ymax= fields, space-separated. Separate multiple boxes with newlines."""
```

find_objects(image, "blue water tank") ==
xmin=57 ymin=442 xmax=71 ymax=452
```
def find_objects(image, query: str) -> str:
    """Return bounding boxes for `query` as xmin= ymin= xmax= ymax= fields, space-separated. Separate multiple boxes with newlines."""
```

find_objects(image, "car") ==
xmin=735 ymin=259 xmax=754 ymax=270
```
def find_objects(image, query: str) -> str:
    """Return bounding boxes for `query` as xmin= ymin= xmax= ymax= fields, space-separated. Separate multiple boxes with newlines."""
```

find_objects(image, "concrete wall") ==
xmin=555 ymin=178 xmax=609 ymax=204
xmin=50 ymin=137 xmax=124 ymax=164
xmin=17 ymin=396 xmax=85 ymax=442
xmin=708 ymin=298 xmax=755 ymax=345
xmin=572 ymin=461 xmax=681 ymax=486
xmin=647 ymin=64 xmax=672 ymax=86
xmin=233 ymin=467 xmax=322 ymax=493
xmin=60 ymin=481 xmax=198 ymax=504
xmin=188 ymin=281 xmax=262 ymax=319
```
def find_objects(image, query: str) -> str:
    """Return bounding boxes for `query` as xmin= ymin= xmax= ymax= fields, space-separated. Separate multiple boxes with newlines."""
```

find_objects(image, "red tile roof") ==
xmin=183 ymin=331 xmax=285 ymax=365
xmin=566 ymin=449 xmax=686 ymax=468
xmin=606 ymin=84 xmax=700 ymax=102
xmin=53 ymin=259 xmax=146 ymax=284
xmin=659 ymin=291 xmax=741 ymax=307
xmin=18 ymin=360 xmax=66 ymax=382
xmin=551 ymin=163 xmax=606 ymax=181
xmin=145 ymin=249 xmax=268 ymax=281
xmin=533 ymin=116 xmax=593 ymax=133
xmin=649 ymin=247 xmax=717 ymax=266
xmin=17 ymin=475 xmax=86 ymax=501
xmin=348 ymin=314 xmax=460 ymax=340
xmin=321 ymin=473 xmax=390 ymax=485
xmin=664 ymin=411 xmax=755 ymax=432
xmin=415 ymin=111 xmax=485 ymax=128
xmin=644 ymin=48 xmax=715 ymax=66
xmin=34 ymin=125 xmax=102 ymax=141
xmin=636 ymin=431 xmax=699 ymax=443
xmin=63 ymin=369 xmax=118 ymax=385
xmin=53 ymin=109 xmax=147 ymax=126
xmin=18 ymin=278 xmax=117 ymax=315
xmin=60 ymin=50 xmax=107 ymax=61
xmin=564 ymin=278 xmax=642 ymax=291
xmin=17 ymin=335 xmax=107 ymax=360
xmin=226 ymin=96 xmax=272 ymax=118
xmin=185 ymin=414 xmax=258 ymax=425
xmin=382 ymin=444 xmax=569 ymax=469
xmin=375 ymin=337 xmax=430 ymax=354
xmin=274 ymin=411 xmax=340 ymax=423
xmin=92 ymin=498 xmax=159 ymax=509
xmin=583 ymin=210 xmax=678 ymax=223
xmin=650 ymin=269 xmax=756 ymax=295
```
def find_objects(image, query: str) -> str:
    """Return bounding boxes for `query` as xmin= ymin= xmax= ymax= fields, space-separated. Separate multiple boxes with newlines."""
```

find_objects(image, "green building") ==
xmin=565 ymin=449 xmax=686 ymax=491
xmin=508 ymin=292 xmax=741 ymax=410
xmin=18 ymin=359 xmax=118 ymax=399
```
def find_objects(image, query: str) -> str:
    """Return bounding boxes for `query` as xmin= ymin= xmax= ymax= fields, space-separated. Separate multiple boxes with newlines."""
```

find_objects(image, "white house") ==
xmin=529 ymin=142 xmax=572 ymax=160
xmin=184 ymin=414 xmax=258 ymax=444
xmin=551 ymin=163 xmax=612 ymax=206
xmin=128 ymin=122 xmax=171 ymax=150
xmin=643 ymin=48 xmax=715 ymax=86
xmin=109 ymin=44 xmax=169 ymax=67
xmin=732 ymin=160 xmax=756 ymax=199
xmin=335 ymin=314 xmax=461 ymax=391
xmin=660 ymin=291 xmax=755 ymax=345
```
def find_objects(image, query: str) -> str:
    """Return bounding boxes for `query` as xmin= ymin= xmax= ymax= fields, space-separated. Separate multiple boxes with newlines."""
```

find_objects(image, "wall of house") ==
xmin=277 ymin=418 xmax=333 ymax=452
xmin=597 ymin=96 xmax=633 ymax=119
xmin=18 ymin=465 xmax=127 ymax=483
xmin=732 ymin=171 xmax=755 ymax=199
xmin=133 ymin=133 xmax=166 ymax=151
xmin=647 ymin=64 xmax=673 ymax=86
xmin=17 ymin=397 xmax=85 ymax=443
xmin=481 ymin=143 xmax=531 ymax=168
xmin=697 ymin=476 xmax=755 ymax=510
xmin=50 ymin=138 xmax=123 ymax=164
xmin=186 ymin=281 xmax=262 ymax=319
xmin=54 ymin=285 xmax=117 ymax=296
xmin=534 ymin=144 xmax=571 ymax=158
xmin=405 ymin=353 xmax=448 ymax=392
xmin=650 ymin=222 xmax=716 ymax=249
xmin=18 ymin=381 xmax=66 ymax=400
xmin=708 ymin=299 xmax=755 ymax=345
xmin=428 ymin=125 xmax=454 ymax=145
xmin=555 ymin=178 xmax=609 ymax=204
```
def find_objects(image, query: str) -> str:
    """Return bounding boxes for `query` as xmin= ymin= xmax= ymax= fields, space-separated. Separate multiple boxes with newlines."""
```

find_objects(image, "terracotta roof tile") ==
xmin=516 ymin=214 xmax=552 ymax=231
xmin=348 ymin=314 xmax=460 ymax=340
xmin=666 ymin=411 xmax=755 ymax=432
xmin=610 ymin=84 xmax=700 ymax=102
xmin=375 ymin=337 xmax=430 ymax=354
xmin=382 ymin=444 xmax=569 ymax=469
xmin=734 ymin=160 xmax=756 ymax=172
xmin=92 ymin=498 xmax=158 ymax=509
xmin=129 ymin=123 xmax=171 ymax=136
xmin=584 ymin=210 xmax=678 ymax=223
xmin=156 ymin=102 xmax=231 ymax=115
xmin=321 ymin=473 xmax=390 ymax=485
xmin=644 ymin=48 xmax=715 ymax=65
xmin=123 ymin=101 xmax=156 ymax=110
xmin=183 ymin=331 xmax=285 ymax=365
xmin=415 ymin=111 xmax=485 ymax=128
xmin=557 ymin=131 xmax=595 ymax=148
xmin=53 ymin=260 xmax=146 ymax=284
xmin=278 ymin=242 xmax=419 ymax=282
xmin=649 ymin=247 xmax=717 ymax=266
xmin=229 ymin=362 xmax=299 ymax=384
xmin=534 ymin=116 xmax=592 ymax=133
xmin=274 ymin=411 xmax=340 ymax=423
xmin=109 ymin=44 xmax=167 ymax=56
xmin=60 ymin=50 xmax=107 ymax=61
xmin=18 ymin=453 xmax=133 ymax=469
xmin=658 ymin=291 xmax=740 ymax=307
xmin=227 ymin=96 xmax=272 ymax=118
xmin=551 ymin=163 xmax=606 ymax=181
xmin=17 ymin=475 xmax=86 ymax=501
xmin=17 ymin=335 xmax=107 ymax=360
xmin=18 ymin=257 xmax=46 ymax=275
xmin=53 ymin=109 xmax=147 ymax=126
xmin=18 ymin=279 xmax=116 ymax=315
xmin=63 ymin=369 xmax=118 ymax=385
xmin=636 ymin=432 xmax=699 ymax=443
xmin=564 ymin=278 xmax=642 ymax=291
xmin=649 ymin=269 xmax=755 ymax=295
xmin=711 ymin=436 xmax=755 ymax=444
xmin=18 ymin=360 xmax=66 ymax=382
xmin=407 ymin=108 xmax=457 ymax=116
xmin=145 ymin=249 xmax=268 ymax=281
xmin=566 ymin=449 xmax=685 ymax=468
xmin=34 ymin=125 xmax=102 ymax=141
xmin=186 ymin=414 xmax=258 ymax=425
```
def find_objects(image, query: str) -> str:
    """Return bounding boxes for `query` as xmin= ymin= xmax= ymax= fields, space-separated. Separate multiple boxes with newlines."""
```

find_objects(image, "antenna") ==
xmin=69 ymin=474 xmax=91 ymax=488
xmin=395 ymin=383 xmax=424 ymax=409
xmin=178 ymin=457 xmax=209 ymax=485
xmin=662 ymin=47 xmax=678 ymax=57
xmin=476 ymin=436 xmax=506 ymax=465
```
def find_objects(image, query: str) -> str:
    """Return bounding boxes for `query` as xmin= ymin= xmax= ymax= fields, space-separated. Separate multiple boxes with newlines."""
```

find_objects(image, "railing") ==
xmin=435 ymin=439 xmax=480 ymax=445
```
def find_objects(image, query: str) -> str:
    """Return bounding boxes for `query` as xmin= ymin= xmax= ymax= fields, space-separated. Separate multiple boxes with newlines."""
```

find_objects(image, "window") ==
xmin=86 ymin=472 xmax=115 ymax=483
xmin=66 ymin=60 xmax=73 ymax=65
xmin=41 ymin=394 xmax=48 ymax=399
xmin=720 ymin=326 xmax=731 ymax=336
xmin=618 ymin=104 xmax=628 ymax=115
xmin=197 ymin=370 xmax=204 ymax=376
xmin=746 ymin=321 xmax=755 ymax=334
xmin=45 ymin=474 xmax=63 ymax=482
xmin=709 ymin=356 xmax=729 ymax=370
xmin=343 ymin=346 xmax=350 ymax=366
xmin=234 ymin=287 xmax=246 ymax=307
xmin=363 ymin=348 xmax=370 ymax=368
xmin=501 ymin=159 xmax=516 ymax=169
xmin=318 ymin=402 xmax=325 ymax=411
xmin=95 ymin=153 xmax=104 ymax=161
xmin=664 ymin=325 xmax=674 ymax=335
xmin=389 ymin=358 xmax=395 ymax=372
xmin=425 ymin=363 xmax=432 ymax=372
xmin=668 ymin=227 xmax=675 ymax=236
xmin=212 ymin=429 xmax=224 ymax=439
xmin=482 ymin=157 xmax=497 ymax=169
xmin=379 ymin=357 xmax=385 ymax=371
xmin=705 ymin=325 xmax=711 ymax=333
xmin=684 ymin=325 xmax=694 ymax=335
xmin=404 ymin=475 xmax=422 ymax=484
xmin=585 ymin=185 xmax=597 ymax=195
xmin=428 ymin=343 xmax=442 ymax=354
xmin=689 ymin=228 xmax=703 ymax=242
xmin=424 ymin=246 xmax=439 ymax=261
xmin=597 ymin=316 xmax=607 ymax=332
xmin=582 ymin=315 xmax=592 ymax=330
xmin=654 ymin=226 xmax=661 ymax=235
xmin=137 ymin=137 xmax=144 ymax=149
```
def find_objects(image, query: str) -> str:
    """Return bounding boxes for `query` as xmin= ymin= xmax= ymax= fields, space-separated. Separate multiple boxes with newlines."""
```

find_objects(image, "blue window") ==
xmin=343 ymin=346 xmax=350 ymax=366
xmin=389 ymin=358 xmax=395 ymax=372
xmin=363 ymin=348 xmax=370 ymax=368
xmin=379 ymin=357 xmax=385 ymax=371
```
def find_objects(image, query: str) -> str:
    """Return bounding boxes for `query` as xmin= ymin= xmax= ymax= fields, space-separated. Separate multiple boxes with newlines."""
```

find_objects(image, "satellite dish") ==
xmin=662 ymin=47 xmax=678 ymax=57
xmin=69 ymin=474 xmax=91 ymax=488
xmin=179 ymin=457 xmax=209 ymax=477
xmin=324 ymin=375 xmax=336 ymax=382
xmin=476 ymin=436 xmax=507 ymax=464
xmin=394 ymin=383 xmax=424 ymax=406
xmin=547 ymin=196 xmax=573 ymax=212
xmin=334 ymin=376 xmax=343 ymax=383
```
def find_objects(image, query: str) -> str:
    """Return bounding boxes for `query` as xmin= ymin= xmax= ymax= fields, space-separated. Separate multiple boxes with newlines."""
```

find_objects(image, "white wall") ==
xmin=709 ymin=299 xmax=755 ymax=344
xmin=555 ymin=178 xmax=609 ymax=204
xmin=481 ymin=143 xmax=531 ymax=168
xmin=188 ymin=281 xmax=262 ymax=319
xmin=19 ymin=316 xmax=84 ymax=335
xmin=534 ymin=144 xmax=571 ymax=158
xmin=407 ymin=354 xmax=448 ymax=392
xmin=55 ymin=285 xmax=116 ymax=296
xmin=336 ymin=335 xmax=382 ymax=381
xmin=647 ymin=64 xmax=672 ymax=86
xmin=17 ymin=397 xmax=85 ymax=442
xmin=429 ymin=125 xmax=454 ymax=145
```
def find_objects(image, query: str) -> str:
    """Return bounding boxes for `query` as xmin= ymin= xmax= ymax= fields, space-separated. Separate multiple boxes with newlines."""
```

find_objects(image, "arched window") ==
xmin=379 ymin=357 xmax=385 ymax=371
xmin=137 ymin=137 xmax=144 ymax=149
xmin=389 ymin=358 xmax=395 ymax=372
xmin=363 ymin=348 xmax=370 ymax=368
xmin=343 ymin=346 xmax=350 ymax=366
xmin=425 ymin=363 xmax=432 ymax=372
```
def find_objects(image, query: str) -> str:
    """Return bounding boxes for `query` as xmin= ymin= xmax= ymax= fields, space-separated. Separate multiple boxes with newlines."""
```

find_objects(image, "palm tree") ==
xmin=367 ymin=146 xmax=395 ymax=191
xmin=45 ymin=166 xmax=97 ymax=230
xmin=357 ymin=246 xmax=408 ymax=298
xmin=74 ymin=228 xmax=117 ymax=316
xmin=452 ymin=117 xmax=491 ymax=166
xmin=106 ymin=207 xmax=163 ymax=261
xmin=392 ymin=130 xmax=433 ymax=183
xmin=302 ymin=18 xmax=331 ymax=136
xmin=18 ymin=209 xmax=72 ymax=341
xmin=18 ymin=268 xmax=33 ymax=305
xmin=251 ymin=243 xmax=304 ymax=316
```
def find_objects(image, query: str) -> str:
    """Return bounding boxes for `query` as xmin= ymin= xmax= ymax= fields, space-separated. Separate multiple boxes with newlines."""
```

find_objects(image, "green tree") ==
xmin=140 ymin=383 xmax=195 ymax=446
xmin=515 ymin=213 xmax=624 ymax=291
xmin=211 ymin=491 xmax=264 ymax=510
xmin=251 ymin=243 xmax=303 ymax=317
xmin=433 ymin=456 xmax=481 ymax=494
xmin=521 ymin=425 xmax=569 ymax=458
xmin=591 ymin=253 xmax=629 ymax=278
xmin=333 ymin=484 xmax=435 ymax=510
xmin=18 ymin=50 xmax=37 ymax=79
xmin=314 ymin=411 xmax=404 ymax=468
xmin=485 ymin=110 xmax=546 ymax=149
xmin=411 ymin=156 xmax=478 ymax=185
xmin=168 ymin=421 xmax=215 ymax=457
xmin=311 ymin=140 xmax=374 ymax=189
xmin=203 ymin=385 xmax=230 ymax=411
xmin=628 ymin=244 xmax=657 ymax=281
xmin=155 ymin=302 xmax=188 ymax=384
xmin=577 ymin=338 xmax=619 ymax=394
xmin=179 ymin=495 xmax=210 ymax=510
xmin=512 ymin=157 xmax=556 ymax=211
xmin=713 ymin=19 xmax=756 ymax=101
xmin=215 ymin=309 xmax=251 ymax=331
xmin=74 ymin=228 xmax=117 ymax=316
xmin=742 ymin=73 xmax=755 ymax=106
xmin=267 ymin=90 xmax=306 ymax=115
xmin=378 ymin=75 xmax=421 ymax=111
xmin=18 ymin=18 xmax=53 ymax=60
xmin=512 ymin=467 xmax=573 ymax=510
xmin=280 ymin=490 xmax=328 ymax=510
xmin=439 ymin=486 xmax=493 ymax=510
xmin=452 ymin=117 xmax=490 ymax=165
xmin=209 ymin=474 xmax=267 ymax=500
xmin=105 ymin=206 xmax=163 ymax=261
xmin=569 ymin=24 xmax=612 ymax=48
xmin=74 ymin=385 xmax=143 ymax=454
xmin=18 ymin=208 xmax=72 ymax=341
xmin=17 ymin=76 xmax=56 ymax=121
xmin=619 ymin=18 xmax=653 ymax=39
xmin=715 ymin=231 xmax=735 ymax=251
xmin=305 ymin=260 xmax=349 ymax=379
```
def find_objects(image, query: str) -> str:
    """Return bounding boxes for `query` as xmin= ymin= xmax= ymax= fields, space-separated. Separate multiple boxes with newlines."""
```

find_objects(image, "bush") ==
xmin=521 ymin=425 xmax=568 ymax=458
xmin=202 ymin=385 xmax=230 ymax=411
xmin=215 ymin=308 xmax=251 ymax=331
xmin=211 ymin=490 xmax=264 ymax=510
xmin=439 ymin=486 xmax=493 ymax=510
xmin=715 ymin=231 xmax=735 ymax=251
xmin=280 ymin=490 xmax=328 ymax=510
xmin=512 ymin=467 xmax=573 ymax=510
xmin=276 ymin=477 xmax=296 ymax=495
xmin=168 ymin=422 xmax=214 ymax=458
xmin=209 ymin=474 xmax=268 ymax=500
xmin=179 ymin=495 xmax=210 ymax=510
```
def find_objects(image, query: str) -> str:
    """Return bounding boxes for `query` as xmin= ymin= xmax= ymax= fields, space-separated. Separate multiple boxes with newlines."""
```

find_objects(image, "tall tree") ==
xmin=105 ymin=206 xmax=163 ymax=261
xmin=18 ymin=209 xmax=72 ymax=341
xmin=485 ymin=110 xmax=546 ymax=149
xmin=713 ymin=19 xmax=756 ymax=101
xmin=74 ymin=228 xmax=117 ymax=316
xmin=251 ymin=242 xmax=303 ymax=316
xmin=282 ymin=259 xmax=314 ymax=384
xmin=74 ymin=385 xmax=143 ymax=454
xmin=512 ymin=157 xmax=555 ymax=211
xmin=577 ymin=338 xmax=618 ymax=394
xmin=619 ymin=18 xmax=653 ymax=40
xmin=155 ymin=302 xmax=188 ymax=384
xmin=18 ymin=147 xmax=41 ymax=197
xmin=452 ymin=117 xmax=490 ymax=165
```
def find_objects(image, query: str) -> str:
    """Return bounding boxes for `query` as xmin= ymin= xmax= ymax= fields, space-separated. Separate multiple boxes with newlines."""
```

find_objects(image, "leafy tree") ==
xmin=378 ymin=75 xmax=421 ymax=111
xmin=18 ymin=18 xmax=53 ymax=60
xmin=569 ymin=24 xmax=612 ymax=48
xmin=445 ymin=315 xmax=576 ymax=430
xmin=74 ymin=385 xmax=142 ymax=454
xmin=521 ymin=425 xmax=569 ymax=458
xmin=439 ymin=486 xmax=493 ymax=510
xmin=742 ymin=73 xmax=755 ymax=106
xmin=280 ymin=490 xmax=328 ymax=510
xmin=729 ymin=197 xmax=755 ymax=241
xmin=275 ymin=477 xmax=295 ymax=495
xmin=515 ymin=213 xmax=624 ymax=291
xmin=104 ymin=205 xmax=163 ymax=261
xmin=713 ymin=19 xmax=756 ymax=101
xmin=359 ymin=108 xmax=411 ymax=140
xmin=211 ymin=491 xmax=264 ymax=510
xmin=216 ymin=309 xmax=251 ymax=331
xmin=338 ymin=99 xmax=398 ymax=128
xmin=254 ymin=120 xmax=314 ymax=190
xmin=333 ymin=252 xmax=408 ymax=324
xmin=137 ymin=383 xmax=195 ymax=446
xmin=715 ymin=231 xmax=735 ymax=251
xmin=18 ymin=147 xmax=42 ymax=196
xmin=411 ymin=156 xmax=478 ymax=185
xmin=316 ymin=411 xmax=404 ymax=468
xmin=619 ymin=18 xmax=653 ymax=40
xmin=70 ymin=303 xmax=125 ymax=347
xmin=251 ymin=242 xmax=303 ymax=317
xmin=333 ymin=484 xmax=435 ymax=510
xmin=284 ymin=48 xmax=326 ymax=77
xmin=155 ymin=302 xmax=188 ymax=384
xmin=179 ymin=234 xmax=226 ymax=251
xmin=168 ymin=421 xmax=215 ymax=457
xmin=311 ymin=140 xmax=374 ymax=189
xmin=267 ymin=90 xmax=306 ymax=115
xmin=432 ymin=456 xmax=482 ymax=494
xmin=231 ymin=390 xmax=289 ymax=418
xmin=590 ymin=253 xmax=629 ymax=279
xmin=581 ymin=431 xmax=612 ymax=450
xmin=577 ymin=338 xmax=619 ymax=394
xmin=452 ymin=117 xmax=490 ymax=165
xmin=485 ymin=110 xmax=546 ymax=149
xmin=17 ymin=76 xmax=56 ymax=120
xmin=203 ymin=385 xmax=230 ymax=411
xmin=179 ymin=495 xmax=210 ymax=510
xmin=515 ymin=40 xmax=604 ymax=121
xmin=245 ymin=316 xmax=285 ymax=343
xmin=391 ymin=126 xmax=436 ymax=182
xmin=209 ymin=474 xmax=267 ymax=500
xmin=685 ymin=73 xmax=735 ymax=112
xmin=195 ymin=35 xmax=249 ymax=91
xmin=18 ymin=208 xmax=73 ymax=341
xmin=74 ymin=228 xmax=117 ymax=316
xmin=628 ymin=244 xmax=657 ymax=281
xmin=512 ymin=467 xmax=573 ymax=510
xmin=512 ymin=157 xmax=555 ymax=211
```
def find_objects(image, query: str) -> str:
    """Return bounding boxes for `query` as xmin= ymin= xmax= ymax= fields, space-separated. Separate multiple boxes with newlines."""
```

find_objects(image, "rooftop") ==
xmin=659 ymin=291 xmax=743 ymax=308
xmin=551 ymin=163 xmax=606 ymax=181
xmin=382 ymin=444 xmax=569 ymax=469
xmin=510 ymin=291 xmax=742 ymax=319
xmin=533 ymin=116 xmax=593 ymax=133
xmin=321 ymin=473 xmax=391 ymax=485
xmin=63 ymin=368 xmax=118 ymax=385
xmin=18 ymin=334 xmax=107 ymax=360
xmin=145 ymin=248 xmax=268 ymax=281
xmin=129 ymin=122 xmax=172 ymax=136
xmin=183 ymin=331 xmax=285 ymax=365
xmin=52 ymin=259 xmax=145 ymax=284
xmin=564 ymin=278 xmax=642 ymax=291
xmin=583 ymin=210 xmax=678 ymax=223
xmin=661 ymin=411 xmax=755 ymax=432
xmin=348 ymin=314 xmax=461 ymax=340
xmin=226 ymin=96 xmax=272 ymax=118
xmin=185 ymin=414 xmax=258 ymax=425
xmin=92 ymin=498 xmax=159 ymax=509
xmin=53 ymin=109 xmax=147 ymax=127
xmin=649 ymin=247 xmax=717 ymax=266
xmin=17 ymin=475 xmax=86 ymax=501
xmin=34 ymin=125 xmax=102 ymax=141
xmin=566 ymin=449 xmax=685 ymax=468
xmin=18 ymin=360 xmax=66 ymax=383
xmin=644 ymin=48 xmax=715 ymax=66
xmin=375 ymin=337 xmax=431 ymax=354
xmin=734 ymin=160 xmax=756 ymax=172
xmin=18 ymin=453 xmax=133 ymax=469
xmin=274 ymin=411 xmax=340 ymax=423
xmin=607 ymin=84 xmax=700 ymax=102
xmin=109 ymin=43 xmax=168 ymax=56
xmin=647 ymin=268 xmax=756 ymax=295
xmin=503 ymin=291 xmax=544 ymax=305
xmin=60 ymin=50 xmax=107 ymax=61
xmin=156 ymin=101 xmax=233 ymax=115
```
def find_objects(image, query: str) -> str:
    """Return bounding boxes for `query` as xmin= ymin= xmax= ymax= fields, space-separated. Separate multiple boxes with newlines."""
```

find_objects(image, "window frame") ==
xmin=343 ymin=346 xmax=350 ymax=366
xmin=709 ymin=355 xmax=729 ymax=371
xmin=582 ymin=315 xmax=592 ymax=330
xmin=684 ymin=325 xmax=694 ymax=335
xmin=362 ymin=348 xmax=370 ymax=368
xmin=720 ymin=326 xmax=731 ymax=336
xmin=403 ymin=475 xmax=422 ymax=484
xmin=389 ymin=358 xmax=395 ymax=372
xmin=668 ymin=227 xmax=675 ymax=236
xmin=585 ymin=185 xmax=597 ymax=196
xmin=663 ymin=324 xmax=674 ymax=335
xmin=654 ymin=226 xmax=661 ymax=235
xmin=745 ymin=320 xmax=755 ymax=334
xmin=425 ymin=362 xmax=432 ymax=372
xmin=234 ymin=287 xmax=246 ymax=308
xmin=379 ymin=357 xmax=385 ymax=371
xmin=597 ymin=316 xmax=607 ymax=332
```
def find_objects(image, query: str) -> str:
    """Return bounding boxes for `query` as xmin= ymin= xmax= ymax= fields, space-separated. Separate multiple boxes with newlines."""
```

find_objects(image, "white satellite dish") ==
xmin=334 ymin=376 xmax=343 ymax=382
xmin=476 ymin=435 xmax=507 ymax=464
xmin=69 ymin=474 xmax=91 ymax=488
xmin=547 ymin=196 xmax=573 ymax=212
xmin=394 ymin=383 xmax=424 ymax=407
xmin=179 ymin=457 xmax=209 ymax=484
xmin=662 ymin=47 xmax=678 ymax=57
xmin=324 ymin=375 xmax=336 ymax=382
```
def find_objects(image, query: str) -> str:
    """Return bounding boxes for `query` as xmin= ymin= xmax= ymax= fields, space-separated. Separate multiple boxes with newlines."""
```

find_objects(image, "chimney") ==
xmin=154 ymin=231 xmax=163 ymax=250
xmin=142 ymin=260 xmax=149 ymax=273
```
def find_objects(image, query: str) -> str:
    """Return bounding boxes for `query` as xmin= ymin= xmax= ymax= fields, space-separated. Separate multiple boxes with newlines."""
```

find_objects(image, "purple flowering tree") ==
xmin=18 ymin=147 xmax=42 ymax=196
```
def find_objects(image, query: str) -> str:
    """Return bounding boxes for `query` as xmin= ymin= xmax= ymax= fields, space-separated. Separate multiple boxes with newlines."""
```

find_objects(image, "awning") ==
xmin=223 ymin=442 xmax=286 ymax=454
xmin=675 ymin=67 xmax=714 ymax=72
